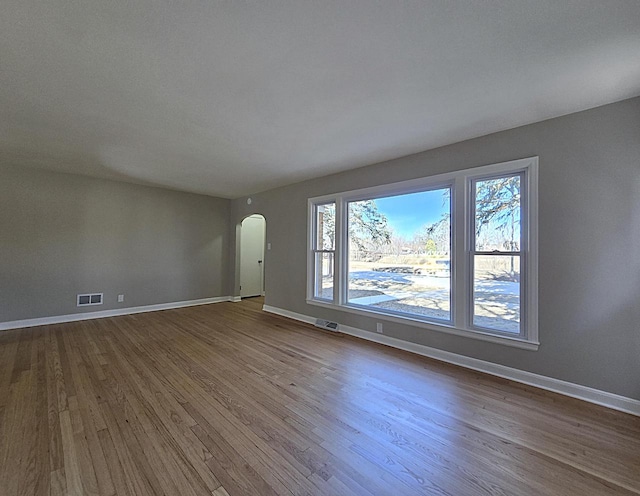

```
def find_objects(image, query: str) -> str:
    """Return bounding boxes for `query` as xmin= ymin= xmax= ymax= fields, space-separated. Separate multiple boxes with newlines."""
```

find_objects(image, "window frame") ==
xmin=307 ymin=157 xmax=539 ymax=350
xmin=311 ymin=202 xmax=336 ymax=302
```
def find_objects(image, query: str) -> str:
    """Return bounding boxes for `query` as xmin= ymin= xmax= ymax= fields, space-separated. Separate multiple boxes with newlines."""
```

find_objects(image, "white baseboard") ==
xmin=230 ymin=296 xmax=242 ymax=302
xmin=0 ymin=296 xmax=233 ymax=331
xmin=263 ymin=304 xmax=640 ymax=417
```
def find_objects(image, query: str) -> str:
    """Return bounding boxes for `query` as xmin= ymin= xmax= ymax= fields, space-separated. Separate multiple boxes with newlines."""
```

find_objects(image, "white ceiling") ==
xmin=2 ymin=1 xmax=640 ymax=198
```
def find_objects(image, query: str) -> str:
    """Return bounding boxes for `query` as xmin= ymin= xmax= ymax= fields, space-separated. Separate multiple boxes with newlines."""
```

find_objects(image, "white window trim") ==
xmin=307 ymin=157 xmax=539 ymax=350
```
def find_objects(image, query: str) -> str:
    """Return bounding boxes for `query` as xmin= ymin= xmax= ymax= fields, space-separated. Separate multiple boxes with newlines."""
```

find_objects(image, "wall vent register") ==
xmin=77 ymin=293 xmax=104 ymax=306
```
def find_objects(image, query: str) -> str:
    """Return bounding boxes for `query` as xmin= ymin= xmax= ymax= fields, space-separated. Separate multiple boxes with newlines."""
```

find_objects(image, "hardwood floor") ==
xmin=1 ymin=298 xmax=639 ymax=495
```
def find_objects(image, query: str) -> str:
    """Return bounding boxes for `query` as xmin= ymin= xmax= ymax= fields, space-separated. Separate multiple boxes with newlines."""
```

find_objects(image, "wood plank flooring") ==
xmin=1 ymin=297 xmax=639 ymax=495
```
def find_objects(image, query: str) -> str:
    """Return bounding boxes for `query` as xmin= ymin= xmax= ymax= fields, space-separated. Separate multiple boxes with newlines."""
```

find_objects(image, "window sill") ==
xmin=306 ymin=299 xmax=539 ymax=351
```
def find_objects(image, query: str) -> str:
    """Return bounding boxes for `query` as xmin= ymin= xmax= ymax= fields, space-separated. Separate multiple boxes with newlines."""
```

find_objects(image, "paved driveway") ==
xmin=348 ymin=270 xmax=520 ymax=332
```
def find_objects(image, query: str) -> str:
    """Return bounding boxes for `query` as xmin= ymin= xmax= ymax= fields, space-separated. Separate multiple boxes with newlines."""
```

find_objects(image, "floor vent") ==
xmin=314 ymin=319 xmax=339 ymax=332
xmin=77 ymin=293 xmax=104 ymax=306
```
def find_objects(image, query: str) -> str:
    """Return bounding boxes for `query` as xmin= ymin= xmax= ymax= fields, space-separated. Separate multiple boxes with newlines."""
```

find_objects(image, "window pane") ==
xmin=347 ymin=189 xmax=451 ymax=322
xmin=314 ymin=252 xmax=334 ymax=299
xmin=475 ymin=175 xmax=521 ymax=252
xmin=316 ymin=203 xmax=335 ymax=250
xmin=473 ymin=255 xmax=520 ymax=333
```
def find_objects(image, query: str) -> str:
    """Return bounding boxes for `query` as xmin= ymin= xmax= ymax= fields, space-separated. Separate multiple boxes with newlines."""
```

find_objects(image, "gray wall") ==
xmin=0 ymin=167 xmax=230 ymax=322
xmin=231 ymin=96 xmax=640 ymax=400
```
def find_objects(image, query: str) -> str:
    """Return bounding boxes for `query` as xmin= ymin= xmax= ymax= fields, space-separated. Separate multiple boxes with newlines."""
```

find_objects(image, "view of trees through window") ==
xmin=333 ymin=176 xmax=523 ymax=332
xmin=346 ymin=188 xmax=452 ymax=322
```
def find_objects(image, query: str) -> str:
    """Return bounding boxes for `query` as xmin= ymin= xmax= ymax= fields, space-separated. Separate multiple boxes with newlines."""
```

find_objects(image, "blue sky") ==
xmin=375 ymin=188 xmax=449 ymax=238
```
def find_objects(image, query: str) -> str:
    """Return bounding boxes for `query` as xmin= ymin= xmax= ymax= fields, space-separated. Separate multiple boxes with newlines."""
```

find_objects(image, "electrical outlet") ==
xmin=117 ymin=294 xmax=125 ymax=303
xmin=267 ymin=242 xmax=272 ymax=250
xmin=376 ymin=322 xmax=383 ymax=334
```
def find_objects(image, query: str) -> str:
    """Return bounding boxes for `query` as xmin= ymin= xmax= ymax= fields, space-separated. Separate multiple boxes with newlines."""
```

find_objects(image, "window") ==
xmin=312 ymin=202 xmax=335 ymax=300
xmin=307 ymin=158 xmax=538 ymax=349
xmin=346 ymin=188 xmax=452 ymax=323
xmin=471 ymin=174 xmax=523 ymax=334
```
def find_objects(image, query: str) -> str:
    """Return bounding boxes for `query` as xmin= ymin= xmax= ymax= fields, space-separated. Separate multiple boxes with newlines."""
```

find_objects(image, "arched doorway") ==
xmin=240 ymin=214 xmax=266 ymax=298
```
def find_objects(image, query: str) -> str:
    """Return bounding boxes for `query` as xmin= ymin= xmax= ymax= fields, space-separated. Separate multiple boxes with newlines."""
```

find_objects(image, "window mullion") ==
xmin=334 ymin=197 xmax=346 ymax=305
xmin=453 ymin=175 xmax=468 ymax=329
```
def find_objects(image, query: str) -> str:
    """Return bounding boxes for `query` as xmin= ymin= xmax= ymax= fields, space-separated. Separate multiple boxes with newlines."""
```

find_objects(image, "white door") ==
xmin=240 ymin=215 xmax=266 ymax=298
